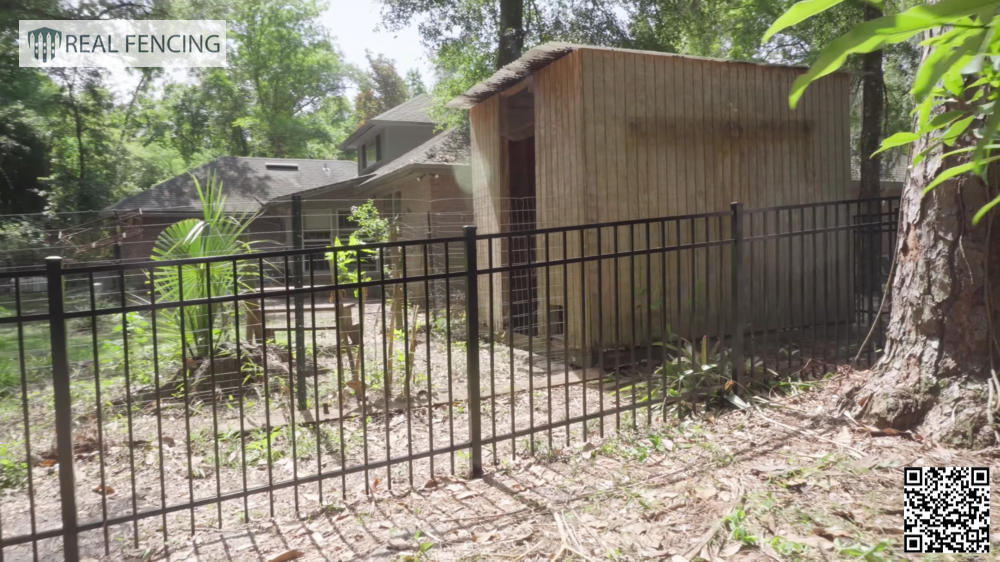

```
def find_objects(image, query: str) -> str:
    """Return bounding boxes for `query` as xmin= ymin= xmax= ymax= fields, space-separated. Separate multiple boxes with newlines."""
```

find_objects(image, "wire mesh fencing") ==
xmin=0 ymin=196 xmax=898 ymax=559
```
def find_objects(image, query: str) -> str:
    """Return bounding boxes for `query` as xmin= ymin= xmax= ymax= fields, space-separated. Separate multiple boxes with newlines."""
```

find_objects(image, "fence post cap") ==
xmin=46 ymin=255 xmax=63 ymax=264
xmin=463 ymin=225 xmax=477 ymax=235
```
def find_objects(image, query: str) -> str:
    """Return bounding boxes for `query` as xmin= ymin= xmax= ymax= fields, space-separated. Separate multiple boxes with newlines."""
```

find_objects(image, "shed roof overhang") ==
xmin=447 ymin=42 xmax=820 ymax=110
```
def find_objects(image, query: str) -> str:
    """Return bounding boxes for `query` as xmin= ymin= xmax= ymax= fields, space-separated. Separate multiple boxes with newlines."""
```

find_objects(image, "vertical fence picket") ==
xmin=464 ymin=226 xmax=483 ymax=477
xmin=46 ymin=256 xmax=78 ymax=561
xmin=730 ymin=203 xmax=745 ymax=384
xmin=292 ymin=195 xmax=308 ymax=410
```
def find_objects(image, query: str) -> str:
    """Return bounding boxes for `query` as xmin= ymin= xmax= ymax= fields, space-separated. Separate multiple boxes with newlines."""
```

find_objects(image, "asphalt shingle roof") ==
xmin=369 ymin=93 xmax=433 ymax=124
xmin=110 ymin=157 xmax=358 ymax=214
xmin=360 ymin=128 xmax=469 ymax=187
xmin=342 ymin=94 xmax=434 ymax=148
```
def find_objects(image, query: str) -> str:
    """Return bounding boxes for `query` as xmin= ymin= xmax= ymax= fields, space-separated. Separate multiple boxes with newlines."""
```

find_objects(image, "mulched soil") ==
xmin=64 ymin=369 xmax=1000 ymax=561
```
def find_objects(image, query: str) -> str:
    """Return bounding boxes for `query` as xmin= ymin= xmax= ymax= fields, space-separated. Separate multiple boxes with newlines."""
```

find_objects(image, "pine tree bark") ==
xmin=849 ymin=125 xmax=1000 ymax=447
xmin=497 ymin=0 xmax=524 ymax=68
xmin=858 ymin=3 xmax=883 ymax=199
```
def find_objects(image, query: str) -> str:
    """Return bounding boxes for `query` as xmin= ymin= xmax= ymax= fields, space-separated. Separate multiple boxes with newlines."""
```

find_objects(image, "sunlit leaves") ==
xmin=762 ymin=0 xmax=848 ymax=42
xmin=770 ymin=0 xmax=1000 ymax=224
xmin=872 ymin=131 xmax=920 ymax=156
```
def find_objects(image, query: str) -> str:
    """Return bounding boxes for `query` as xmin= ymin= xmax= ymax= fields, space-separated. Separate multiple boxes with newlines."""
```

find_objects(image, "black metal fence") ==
xmin=0 ymin=196 xmax=898 ymax=559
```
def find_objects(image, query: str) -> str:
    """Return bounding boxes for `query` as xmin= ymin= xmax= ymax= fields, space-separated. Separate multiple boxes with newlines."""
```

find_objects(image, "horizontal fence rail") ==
xmin=0 ymin=197 xmax=899 ymax=559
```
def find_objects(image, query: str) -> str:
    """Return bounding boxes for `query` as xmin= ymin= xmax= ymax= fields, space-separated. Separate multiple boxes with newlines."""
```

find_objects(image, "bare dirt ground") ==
xmin=1 ymin=302 xmax=625 ymax=560
xmin=85 ymin=369 xmax=1000 ymax=561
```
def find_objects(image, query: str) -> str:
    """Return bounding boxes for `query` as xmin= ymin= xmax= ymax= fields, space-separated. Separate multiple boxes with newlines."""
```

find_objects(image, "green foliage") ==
xmin=0 ymin=219 xmax=50 ymax=269
xmin=323 ymin=200 xmax=390 ymax=296
xmin=379 ymin=0 xmax=628 ymax=128
xmin=406 ymin=69 xmax=427 ymax=95
xmin=769 ymin=535 xmax=808 ymax=557
xmin=150 ymin=173 xmax=260 ymax=359
xmin=104 ymin=311 xmax=159 ymax=387
xmin=770 ymin=0 xmax=1000 ymax=223
xmin=1 ymin=0 xmax=355 ymax=222
xmin=0 ymin=440 xmax=28 ymax=490
xmin=348 ymin=200 xmax=392 ymax=242
xmin=354 ymin=53 xmax=413 ymax=126
xmin=325 ymin=233 xmax=377 ymax=298
xmin=227 ymin=0 xmax=352 ymax=157
xmin=762 ymin=0 xmax=850 ymax=43
xmin=245 ymin=427 xmax=285 ymax=465
xmin=836 ymin=539 xmax=892 ymax=561
xmin=624 ymin=334 xmax=741 ymax=419
xmin=724 ymin=506 xmax=759 ymax=546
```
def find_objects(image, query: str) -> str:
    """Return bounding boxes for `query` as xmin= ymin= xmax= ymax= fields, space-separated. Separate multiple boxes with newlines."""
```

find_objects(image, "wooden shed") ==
xmin=449 ymin=43 xmax=851 ymax=362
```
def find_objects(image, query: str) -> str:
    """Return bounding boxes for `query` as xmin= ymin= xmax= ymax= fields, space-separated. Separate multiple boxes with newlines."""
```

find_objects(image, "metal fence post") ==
xmin=46 ymin=256 xmax=79 ymax=560
xmin=291 ymin=196 xmax=308 ymax=410
xmin=730 ymin=203 xmax=746 ymax=384
xmin=463 ymin=226 xmax=483 ymax=478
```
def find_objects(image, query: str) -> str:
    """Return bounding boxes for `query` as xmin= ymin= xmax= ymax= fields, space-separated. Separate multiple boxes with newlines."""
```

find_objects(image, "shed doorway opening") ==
xmin=505 ymin=85 xmax=536 ymax=335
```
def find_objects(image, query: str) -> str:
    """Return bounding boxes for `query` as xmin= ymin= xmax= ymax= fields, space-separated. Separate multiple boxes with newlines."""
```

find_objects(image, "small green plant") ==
xmin=837 ymin=539 xmax=892 ymax=561
xmin=0 ymin=440 xmax=27 ymax=490
xmin=724 ymin=506 xmax=758 ymax=546
xmin=622 ymin=334 xmax=736 ymax=419
xmin=770 ymin=535 xmax=808 ymax=558
xmin=325 ymin=233 xmax=377 ymax=297
xmin=243 ymin=427 xmax=284 ymax=466
xmin=429 ymin=310 xmax=466 ymax=340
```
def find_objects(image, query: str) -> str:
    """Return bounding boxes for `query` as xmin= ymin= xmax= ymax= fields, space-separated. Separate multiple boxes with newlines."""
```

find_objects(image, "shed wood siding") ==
xmin=467 ymin=47 xmax=850 ymax=361
xmin=535 ymin=51 xmax=586 ymax=355
xmin=471 ymin=95 xmax=509 ymax=327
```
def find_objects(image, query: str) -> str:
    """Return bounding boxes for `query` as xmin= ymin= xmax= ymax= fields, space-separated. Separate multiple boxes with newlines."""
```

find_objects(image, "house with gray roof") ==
xmin=109 ymin=94 xmax=472 ymax=261
xmin=109 ymin=156 xmax=358 ymax=260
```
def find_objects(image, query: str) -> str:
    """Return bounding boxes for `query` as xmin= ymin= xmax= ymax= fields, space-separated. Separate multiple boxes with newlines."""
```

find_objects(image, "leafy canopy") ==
xmin=767 ymin=0 xmax=1000 ymax=223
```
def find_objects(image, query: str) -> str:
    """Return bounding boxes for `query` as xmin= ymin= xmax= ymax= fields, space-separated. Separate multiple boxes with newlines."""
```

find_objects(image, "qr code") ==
xmin=904 ymin=467 xmax=990 ymax=553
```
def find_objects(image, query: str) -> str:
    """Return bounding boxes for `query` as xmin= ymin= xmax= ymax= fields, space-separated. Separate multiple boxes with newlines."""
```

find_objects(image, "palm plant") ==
xmin=150 ymin=172 xmax=260 ymax=359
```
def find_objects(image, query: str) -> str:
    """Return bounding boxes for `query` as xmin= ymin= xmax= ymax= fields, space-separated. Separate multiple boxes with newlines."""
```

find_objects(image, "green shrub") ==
xmin=0 ymin=441 xmax=28 ymax=490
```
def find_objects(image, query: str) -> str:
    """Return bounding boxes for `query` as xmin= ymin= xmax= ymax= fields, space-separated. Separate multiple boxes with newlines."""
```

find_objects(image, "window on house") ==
xmin=303 ymin=212 xmax=332 ymax=245
xmin=359 ymin=144 xmax=367 ymax=170
xmin=365 ymin=136 xmax=379 ymax=168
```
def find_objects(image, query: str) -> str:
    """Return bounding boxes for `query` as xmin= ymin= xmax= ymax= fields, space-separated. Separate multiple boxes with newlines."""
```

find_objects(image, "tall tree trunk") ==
xmin=858 ymin=3 xmax=883 ymax=199
xmin=68 ymin=84 xmax=87 ymax=199
xmin=497 ymin=0 xmax=524 ymax=68
xmin=848 ymin=89 xmax=1000 ymax=447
